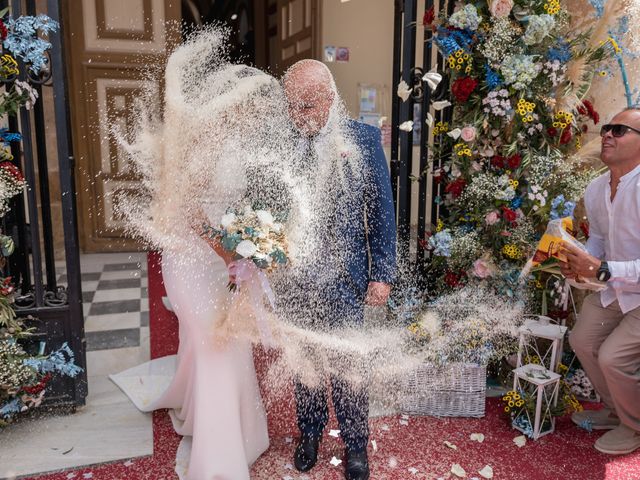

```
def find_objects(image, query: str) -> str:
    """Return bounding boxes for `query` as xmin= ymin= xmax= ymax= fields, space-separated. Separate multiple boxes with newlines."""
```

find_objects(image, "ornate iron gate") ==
xmin=390 ymin=0 xmax=453 ymax=266
xmin=1 ymin=0 xmax=87 ymax=408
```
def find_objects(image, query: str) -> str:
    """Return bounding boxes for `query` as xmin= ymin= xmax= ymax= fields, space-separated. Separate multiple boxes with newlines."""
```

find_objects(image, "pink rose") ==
xmin=473 ymin=258 xmax=493 ymax=279
xmin=489 ymin=0 xmax=513 ymax=18
xmin=460 ymin=126 xmax=476 ymax=142
xmin=485 ymin=210 xmax=500 ymax=225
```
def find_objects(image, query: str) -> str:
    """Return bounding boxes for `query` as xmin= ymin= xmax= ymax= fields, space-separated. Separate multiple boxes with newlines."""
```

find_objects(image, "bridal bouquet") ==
xmin=202 ymin=205 xmax=288 ymax=288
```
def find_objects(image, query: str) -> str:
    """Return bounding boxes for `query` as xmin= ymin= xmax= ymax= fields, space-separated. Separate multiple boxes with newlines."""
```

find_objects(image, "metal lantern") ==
xmin=512 ymin=364 xmax=561 ymax=440
xmin=516 ymin=316 xmax=567 ymax=373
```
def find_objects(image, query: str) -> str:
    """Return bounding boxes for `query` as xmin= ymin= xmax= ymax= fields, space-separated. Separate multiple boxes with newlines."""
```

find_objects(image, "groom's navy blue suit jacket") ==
xmin=330 ymin=120 xmax=397 ymax=313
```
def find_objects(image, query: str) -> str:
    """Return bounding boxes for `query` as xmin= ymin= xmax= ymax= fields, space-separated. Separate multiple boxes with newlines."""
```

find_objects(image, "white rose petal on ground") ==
xmin=329 ymin=429 xmax=341 ymax=437
xmin=282 ymin=476 xmax=294 ymax=480
xmin=401 ymin=414 xmax=409 ymax=420
xmin=284 ymin=463 xmax=293 ymax=470
xmin=444 ymin=440 xmax=458 ymax=450
xmin=66 ymin=474 xmax=77 ymax=479
xmin=330 ymin=456 xmax=342 ymax=467
xmin=451 ymin=463 xmax=466 ymax=477
xmin=408 ymin=466 xmax=419 ymax=475
xmin=479 ymin=465 xmax=494 ymax=478
xmin=399 ymin=419 xmax=409 ymax=426
xmin=381 ymin=424 xmax=390 ymax=431
xmin=470 ymin=433 xmax=485 ymax=443
xmin=236 ymin=240 xmax=258 ymax=258
xmin=82 ymin=474 xmax=93 ymax=479
xmin=371 ymin=439 xmax=378 ymax=451
xmin=513 ymin=435 xmax=527 ymax=447
xmin=399 ymin=120 xmax=414 ymax=132
xmin=123 ymin=460 xmax=134 ymax=467
xmin=285 ymin=436 xmax=293 ymax=443
xmin=388 ymin=456 xmax=398 ymax=468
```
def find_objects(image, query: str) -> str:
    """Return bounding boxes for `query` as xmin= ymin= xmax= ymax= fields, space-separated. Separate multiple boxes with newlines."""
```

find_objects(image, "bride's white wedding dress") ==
xmin=110 ymin=236 xmax=269 ymax=480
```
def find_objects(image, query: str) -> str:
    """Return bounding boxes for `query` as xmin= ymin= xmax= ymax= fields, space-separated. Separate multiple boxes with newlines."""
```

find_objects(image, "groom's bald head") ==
xmin=283 ymin=60 xmax=336 ymax=136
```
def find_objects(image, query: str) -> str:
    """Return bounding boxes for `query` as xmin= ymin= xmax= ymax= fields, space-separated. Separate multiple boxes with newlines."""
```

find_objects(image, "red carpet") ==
xmin=26 ymin=251 xmax=640 ymax=480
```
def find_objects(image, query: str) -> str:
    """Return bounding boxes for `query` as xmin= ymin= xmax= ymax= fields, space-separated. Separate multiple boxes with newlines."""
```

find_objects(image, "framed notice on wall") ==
xmin=356 ymin=83 xmax=389 ymax=133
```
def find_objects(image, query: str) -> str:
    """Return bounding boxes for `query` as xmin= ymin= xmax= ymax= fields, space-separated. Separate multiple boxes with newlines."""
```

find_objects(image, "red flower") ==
xmin=547 ymin=127 xmax=558 ymax=137
xmin=507 ymin=154 xmax=521 ymax=170
xmin=445 ymin=177 xmax=467 ymax=198
xmin=0 ymin=162 xmax=24 ymax=182
xmin=501 ymin=206 xmax=517 ymax=225
xmin=21 ymin=374 xmax=52 ymax=395
xmin=0 ymin=20 xmax=7 ymax=41
xmin=451 ymin=77 xmax=478 ymax=103
xmin=444 ymin=270 xmax=466 ymax=288
xmin=581 ymin=100 xmax=600 ymax=125
xmin=560 ymin=127 xmax=573 ymax=145
xmin=423 ymin=7 xmax=435 ymax=26
xmin=432 ymin=168 xmax=444 ymax=184
xmin=491 ymin=155 xmax=505 ymax=169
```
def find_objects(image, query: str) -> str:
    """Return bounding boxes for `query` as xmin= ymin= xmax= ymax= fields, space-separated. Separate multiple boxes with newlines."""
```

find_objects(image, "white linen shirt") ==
xmin=584 ymin=163 xmax=640 ymax=313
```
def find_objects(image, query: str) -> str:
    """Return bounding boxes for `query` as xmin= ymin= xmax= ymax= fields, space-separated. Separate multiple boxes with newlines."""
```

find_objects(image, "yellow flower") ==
xmin=502 ymin=244 xmax=521 ymax=259
xmin=513 ymin=393 xmax=521 ymax=400
xmin=436 ymin=218 xmax=444 ymax=232
xmin=516 ymin=400 xmax=524 ymax=407
xmin=507 ymin=390 xmax=516 ymax=396
xmin=455 ymin=50 xmax=463 ymax=57
xmin=504 ymin=406 xmax=511 ymax=413
xmin=508 ymin=401 xmax=515 ymax=407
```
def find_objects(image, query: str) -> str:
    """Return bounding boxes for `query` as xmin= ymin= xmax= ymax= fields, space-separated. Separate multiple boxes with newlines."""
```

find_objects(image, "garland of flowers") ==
xmin=419 ymin=0 xmax=619 ymax=304
xmin=0 ymin=8 xmax=81 ymax=427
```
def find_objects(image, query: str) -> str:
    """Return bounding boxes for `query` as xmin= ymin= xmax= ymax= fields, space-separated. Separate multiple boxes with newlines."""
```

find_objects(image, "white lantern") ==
xmin=516 ymin=316 xmax=567 ymax=373
xmin=512 ymin=363 xmax=561 ymax=440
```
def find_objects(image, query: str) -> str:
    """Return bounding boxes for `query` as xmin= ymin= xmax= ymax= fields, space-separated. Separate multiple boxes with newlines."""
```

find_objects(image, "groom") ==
xmin=282 ymin=60 xmax=396 ymax=480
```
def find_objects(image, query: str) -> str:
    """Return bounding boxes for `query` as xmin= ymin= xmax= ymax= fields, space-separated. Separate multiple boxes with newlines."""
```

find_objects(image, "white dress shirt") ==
xmin=584 ymin=163 xmax=640 ymax=313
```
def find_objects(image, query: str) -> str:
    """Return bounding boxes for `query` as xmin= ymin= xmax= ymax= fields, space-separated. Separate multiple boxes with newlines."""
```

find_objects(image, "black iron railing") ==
xmin=0 ymin=0 xmax=87 ymax=408
xmin=390 ymin=0 xmax=454 ymax=268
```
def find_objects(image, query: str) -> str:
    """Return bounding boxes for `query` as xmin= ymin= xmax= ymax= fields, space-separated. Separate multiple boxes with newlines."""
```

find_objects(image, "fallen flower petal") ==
xmin=329 ymin=429 xmax=341 ymax=437
xmin=397 ymin=80 xmax=412 ymax=101
xmin=330 ymin=456 xmax=342 ymax=467
xmin=400 ymin=120 xmax=414 ymax=132
xmin=451 ymin=463 xmax=466 ymax=477
xmin=479 ymin=465 xmax=494 ymax=478
xmin=444 ymin=440 xmax=458 ymax=450
xmin=513 ymin=435 xmax=527 ymax=447
xmin=470 ymin=433 xmax=485 ymax=443
xmin=408 ymin=467 xmax=419 ymax=475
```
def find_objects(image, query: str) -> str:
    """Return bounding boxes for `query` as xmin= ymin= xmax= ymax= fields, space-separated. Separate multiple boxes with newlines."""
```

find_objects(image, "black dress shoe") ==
xmin=345 ymin=450 xmax=369 ymax=480
xmin=294 ymin=434 xmax=320 ymax=472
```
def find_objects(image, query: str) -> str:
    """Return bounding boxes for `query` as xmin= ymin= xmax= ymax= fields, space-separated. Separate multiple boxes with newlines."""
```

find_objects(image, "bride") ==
xmin=110 ymin=29 xmax=293 ymax=479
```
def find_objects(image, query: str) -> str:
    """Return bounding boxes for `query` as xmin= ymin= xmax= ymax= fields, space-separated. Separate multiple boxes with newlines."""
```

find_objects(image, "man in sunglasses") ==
xmin=560 ymin=107 xmax=640 ymax=455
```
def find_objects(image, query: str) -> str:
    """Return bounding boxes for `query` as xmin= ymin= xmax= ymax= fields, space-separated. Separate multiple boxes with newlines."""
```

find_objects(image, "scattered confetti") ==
xmin=401 ymin=414 xmax=410 ymax=420
xmin=388 ymin=456 xmax=399 ymax=468
xmin=399 ymin=419 xmax=409 ymax=426
xmin=470 ymin=433 xmax=485 ymax=443
xmin=451 ymin=463 xmax=466 ymax=478
xmin=284 ymin=463 xmax=293 ymax=470
xmin=381 ymin=424 xmax=390 ymax=431
xmin=371 ymin=439 xmax=378 ymax=452
xmin=66 ymin=474 xmax=76 ymax=479
xmin=123 ymin=460 xmax=134 ymax=467
xmin=433 ymin=100 xmax=452 ymax=110
xmin=285 ymin=437 xmax=293 ymax=444
xmin=513 ymin=435 xmax=527 ymax=448
xmin=479 ymin=465 xmax=494 ymax=478
xmin=444 ymin=440 xmax=458 ymax=450
xmin=82 ymin=474 xmax=93 ymax=479
xmin=329 ymin=429 xmax=341 ymax=437
xmin=282 ymin=476 xmax=294 ymax=480
xmin=330 ymin=456 xmax=342 ymax=467
xmin=408 ymin=466 xmax=419 ymax=475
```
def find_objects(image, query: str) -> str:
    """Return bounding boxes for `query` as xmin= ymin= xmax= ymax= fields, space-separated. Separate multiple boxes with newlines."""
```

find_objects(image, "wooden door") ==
xmin=256 ymin=0 xmax=320 ymax=75
xmin=62 ymin=0 xmax=181 ymax=252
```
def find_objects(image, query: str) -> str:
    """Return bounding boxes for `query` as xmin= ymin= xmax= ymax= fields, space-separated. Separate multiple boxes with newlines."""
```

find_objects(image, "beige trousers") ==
xmin=569 ymin=293 xmax=640 ymax=432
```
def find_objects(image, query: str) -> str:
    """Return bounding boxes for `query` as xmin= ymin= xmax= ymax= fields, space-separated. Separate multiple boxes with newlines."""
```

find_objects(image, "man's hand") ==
xmin=365 ymin=281 xmax=391 ymax=306
xmin=560 ymin=241 xmax=601 ymax=279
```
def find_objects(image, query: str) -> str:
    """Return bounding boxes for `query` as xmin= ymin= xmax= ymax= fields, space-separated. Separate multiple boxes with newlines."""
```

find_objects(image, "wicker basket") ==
xmin=400 ymin=363 xmax=487 ymax=418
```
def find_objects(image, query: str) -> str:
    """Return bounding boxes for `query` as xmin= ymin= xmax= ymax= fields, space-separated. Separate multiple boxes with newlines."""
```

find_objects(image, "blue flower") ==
xmin=4 ymin=15 xmax=59 ymax=74
xmin=550 ymin=194 xmax=576 ymax=219
xmin=547 ymin=40 xmax=572 ymax=63
xmin=0 ymin=129 xmax=21 ymax=145
xmin=485 ymin=63 xmax=502 ymax=90
xmin=588 ymin=0 xmax=605 ymax=17
xmin=510 ymin=197 xmax=523 ymax=209
xmin=428 ymin=230 xmax=452 ymax=257
xmin=435 ymin=35 xmax=461 ymax=57
xmin=579 ymin=419 xmax=594 ymax=432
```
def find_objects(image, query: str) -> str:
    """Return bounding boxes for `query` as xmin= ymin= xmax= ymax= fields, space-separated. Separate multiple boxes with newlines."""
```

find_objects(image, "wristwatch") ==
xmin=596 ymin=261 xmax=611 ymax=282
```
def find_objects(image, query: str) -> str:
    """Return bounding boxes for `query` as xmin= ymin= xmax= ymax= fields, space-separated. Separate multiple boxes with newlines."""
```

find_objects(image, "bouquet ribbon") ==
xmin=228 ymin=259 xmax=276 ymax=348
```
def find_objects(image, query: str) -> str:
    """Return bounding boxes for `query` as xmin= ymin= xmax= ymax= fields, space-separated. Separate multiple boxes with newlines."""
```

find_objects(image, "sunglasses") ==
xmin=600 ymin=123 xmax=640 ymax=137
